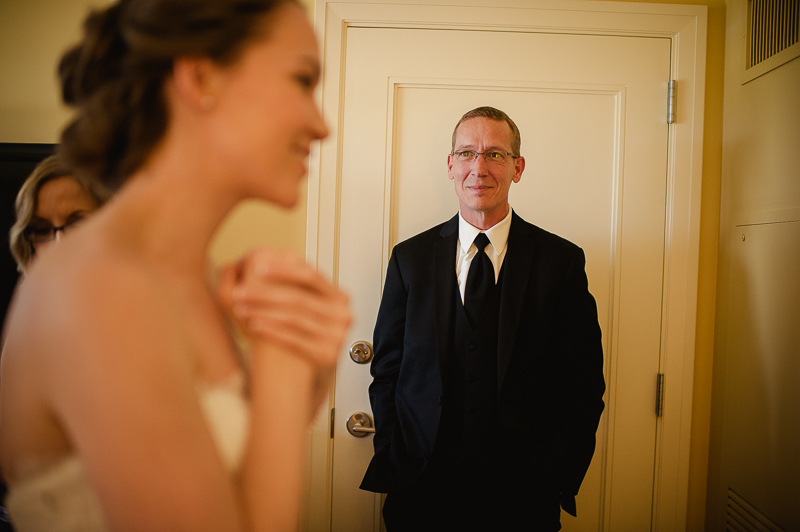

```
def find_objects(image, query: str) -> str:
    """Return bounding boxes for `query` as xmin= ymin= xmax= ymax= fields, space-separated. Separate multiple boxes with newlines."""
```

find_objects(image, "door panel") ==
xmin=328 ymin=26 xmax=670 ymax=532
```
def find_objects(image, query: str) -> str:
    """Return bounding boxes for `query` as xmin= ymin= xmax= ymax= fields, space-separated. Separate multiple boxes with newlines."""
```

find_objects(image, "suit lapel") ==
xmin=433 ymin=215 xmax=459 ymax=382
xmin=497 ymin=213 xmax=536 ymax=391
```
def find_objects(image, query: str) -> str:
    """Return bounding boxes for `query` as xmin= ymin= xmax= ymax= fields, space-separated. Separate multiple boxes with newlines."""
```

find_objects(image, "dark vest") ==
xmin=434 ymin=268 xmax=504 ymax=466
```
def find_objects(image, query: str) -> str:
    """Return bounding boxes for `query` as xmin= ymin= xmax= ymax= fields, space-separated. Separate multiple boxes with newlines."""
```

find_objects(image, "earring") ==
xmin=200 ymin=95 xmax=215 ymax=111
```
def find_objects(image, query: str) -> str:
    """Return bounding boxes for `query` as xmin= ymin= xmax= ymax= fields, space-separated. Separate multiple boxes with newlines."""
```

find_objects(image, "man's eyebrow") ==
xmin=454 ymin=144 xmax=509 ymax=151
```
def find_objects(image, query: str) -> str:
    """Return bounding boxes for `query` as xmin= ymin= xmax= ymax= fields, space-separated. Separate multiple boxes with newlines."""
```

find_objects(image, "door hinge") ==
xmin=667 ymin=80 xmax=677 ymax=124
xmin=656 ymin=373 xmax=666 ymax=417
xmin=330 ymin=407 xmax=336 ymax=438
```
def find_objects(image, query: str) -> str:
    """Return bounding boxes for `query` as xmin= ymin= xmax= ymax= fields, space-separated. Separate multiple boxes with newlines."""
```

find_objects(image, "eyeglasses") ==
xmin=24 ymin=217 xmax=86 ymax=244
xmin=451 ymin=150 xmax=519 ymax=164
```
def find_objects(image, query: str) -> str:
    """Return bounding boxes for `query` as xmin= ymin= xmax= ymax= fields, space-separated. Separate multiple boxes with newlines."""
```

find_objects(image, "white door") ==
xmin=325 ymin=28 xmax=668 ymax=532
xmin=306 ymin=3 xmax=707 ymax=532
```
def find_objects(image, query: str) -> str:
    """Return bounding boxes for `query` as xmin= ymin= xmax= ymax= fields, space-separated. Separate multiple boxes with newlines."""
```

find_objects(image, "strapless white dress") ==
xmin=4 ymin=372 xmax=249 ymax=532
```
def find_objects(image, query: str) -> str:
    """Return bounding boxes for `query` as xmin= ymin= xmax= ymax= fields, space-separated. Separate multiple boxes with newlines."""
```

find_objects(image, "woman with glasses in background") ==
xmin=9 ymin=154 xmax=108 ymax=272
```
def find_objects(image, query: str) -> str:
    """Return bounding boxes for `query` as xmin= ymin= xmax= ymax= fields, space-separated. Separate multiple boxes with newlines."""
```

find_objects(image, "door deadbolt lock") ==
xmin=349 ymin=341 xmax=374 ymax=364
xmin=346 ymin=412 xmax=375 ymax=437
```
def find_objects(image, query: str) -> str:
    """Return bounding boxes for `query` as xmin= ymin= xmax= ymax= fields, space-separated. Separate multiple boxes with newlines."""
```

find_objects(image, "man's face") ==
xmin=447 ymin=117 xmax=524 ymax=228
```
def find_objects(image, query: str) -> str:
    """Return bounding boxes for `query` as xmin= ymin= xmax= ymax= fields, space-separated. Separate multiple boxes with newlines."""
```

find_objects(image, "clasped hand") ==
xmin=217 ymin=248 xmax=352 ymax=373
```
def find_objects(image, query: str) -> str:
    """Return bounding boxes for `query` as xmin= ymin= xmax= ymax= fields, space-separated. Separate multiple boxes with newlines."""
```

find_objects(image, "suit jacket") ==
xmin=360 ymin=212 xmax=605 ymax=514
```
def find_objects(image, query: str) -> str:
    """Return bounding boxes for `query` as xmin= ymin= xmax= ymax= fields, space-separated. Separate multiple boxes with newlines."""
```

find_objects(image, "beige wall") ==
xmin=0 ymin=0 xmax=102 ymax=143
xmin=707 ymin=0 xmax=800 ymax=529
xmin=0 ymin=0 xmax=313 ymax=262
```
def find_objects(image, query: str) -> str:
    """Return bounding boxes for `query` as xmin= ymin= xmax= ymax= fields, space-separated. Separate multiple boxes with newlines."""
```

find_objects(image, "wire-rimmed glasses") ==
xmin=451 ymin=149 xmax=519 ymax=164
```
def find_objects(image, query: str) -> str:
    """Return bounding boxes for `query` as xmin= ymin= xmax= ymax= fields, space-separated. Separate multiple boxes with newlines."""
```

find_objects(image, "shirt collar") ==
xmin=458 ymin=207 xmax=513 ymax=256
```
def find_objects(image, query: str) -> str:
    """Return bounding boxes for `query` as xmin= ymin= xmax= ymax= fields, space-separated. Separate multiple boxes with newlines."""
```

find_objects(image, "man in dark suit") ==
xmin=360 ymin=106 xmax=605 ymax=531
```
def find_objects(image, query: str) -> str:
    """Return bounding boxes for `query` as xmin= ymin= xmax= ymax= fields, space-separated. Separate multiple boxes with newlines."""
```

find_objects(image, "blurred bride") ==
xmin=0 ymin=1 xmax=351 ymax=531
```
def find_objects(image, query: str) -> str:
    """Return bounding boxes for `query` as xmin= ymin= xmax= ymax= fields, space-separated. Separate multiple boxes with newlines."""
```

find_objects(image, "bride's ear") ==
xmin=170 ymin=56 xmax=226 ymax=112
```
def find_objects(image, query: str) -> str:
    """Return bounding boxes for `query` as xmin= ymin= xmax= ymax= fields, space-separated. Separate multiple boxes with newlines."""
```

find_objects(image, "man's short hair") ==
xmin=451 ymin=106 xmax=521 ymax=156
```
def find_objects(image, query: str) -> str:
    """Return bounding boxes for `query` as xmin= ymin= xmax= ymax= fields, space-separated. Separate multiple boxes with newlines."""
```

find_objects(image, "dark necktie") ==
xmin=464 ymin=232 xmax=494 ymax=326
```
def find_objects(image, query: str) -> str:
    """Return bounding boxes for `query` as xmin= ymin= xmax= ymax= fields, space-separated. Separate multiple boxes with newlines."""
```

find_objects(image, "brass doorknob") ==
xmin=346 ymin=412 xmax=375 ymax=437
xmin=349 ymin=341 xmax=374 ymax=364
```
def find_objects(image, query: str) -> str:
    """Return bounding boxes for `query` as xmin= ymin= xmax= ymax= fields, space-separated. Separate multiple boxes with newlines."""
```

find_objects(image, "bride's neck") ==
xmin=104 ymin=158 xmax=238 ymax=275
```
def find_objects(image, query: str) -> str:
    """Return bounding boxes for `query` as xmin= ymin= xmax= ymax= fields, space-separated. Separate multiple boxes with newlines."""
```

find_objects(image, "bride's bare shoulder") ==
xmin=17 ymin=238 xmax=156 ymax=309
xmin=3 ymin=237 xmax=185 ymax=375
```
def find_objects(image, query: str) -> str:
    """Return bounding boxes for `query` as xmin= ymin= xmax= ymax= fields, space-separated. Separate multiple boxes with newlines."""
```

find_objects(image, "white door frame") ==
xmin=304 ymin=2 xmax=707 ymax=530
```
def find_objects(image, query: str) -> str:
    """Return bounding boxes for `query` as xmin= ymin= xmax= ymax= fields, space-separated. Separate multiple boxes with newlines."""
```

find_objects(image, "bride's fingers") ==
xmin=243 ymin=249 xmax=339 ymax=299
xmin=215 ymin=260 xmax=245 ymax=312
xmin=231 ymin=280 xmax=344 ymax=324
xmin=224 ymin=248 xmax=352 ymax=367
xmin=233 ymin=292 xmax=350 ymax=349
xmin=233 ymin=252 xmax=349 ymax=326
xmin=234 ymin=293 xmax=350 ymax=368
xmin=235 ymin=301 xmax=349 ymax=340
xmin=243 ymin=319 xmax=348 ymax=370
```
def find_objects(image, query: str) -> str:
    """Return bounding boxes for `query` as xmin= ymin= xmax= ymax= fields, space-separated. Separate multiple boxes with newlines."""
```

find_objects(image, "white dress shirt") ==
xmin=455 ymin=208 xmax=513 ymax=303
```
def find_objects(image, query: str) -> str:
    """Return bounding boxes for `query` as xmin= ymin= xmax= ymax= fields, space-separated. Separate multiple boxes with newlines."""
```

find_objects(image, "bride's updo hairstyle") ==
xmin=58 ymin=0 xmax=294 ymax=190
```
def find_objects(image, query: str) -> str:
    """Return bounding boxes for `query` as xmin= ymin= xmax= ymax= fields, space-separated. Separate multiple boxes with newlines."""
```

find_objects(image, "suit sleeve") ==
xmin=361 ymin=249 xmax=408 ymax=491
xmin=554 ymin=247 xmax=606 ymax=512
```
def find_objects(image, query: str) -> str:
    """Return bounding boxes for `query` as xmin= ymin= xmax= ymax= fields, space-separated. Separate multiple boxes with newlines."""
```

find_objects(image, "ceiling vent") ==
xmin=744 ymin=0 xmax=800 ymax=82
